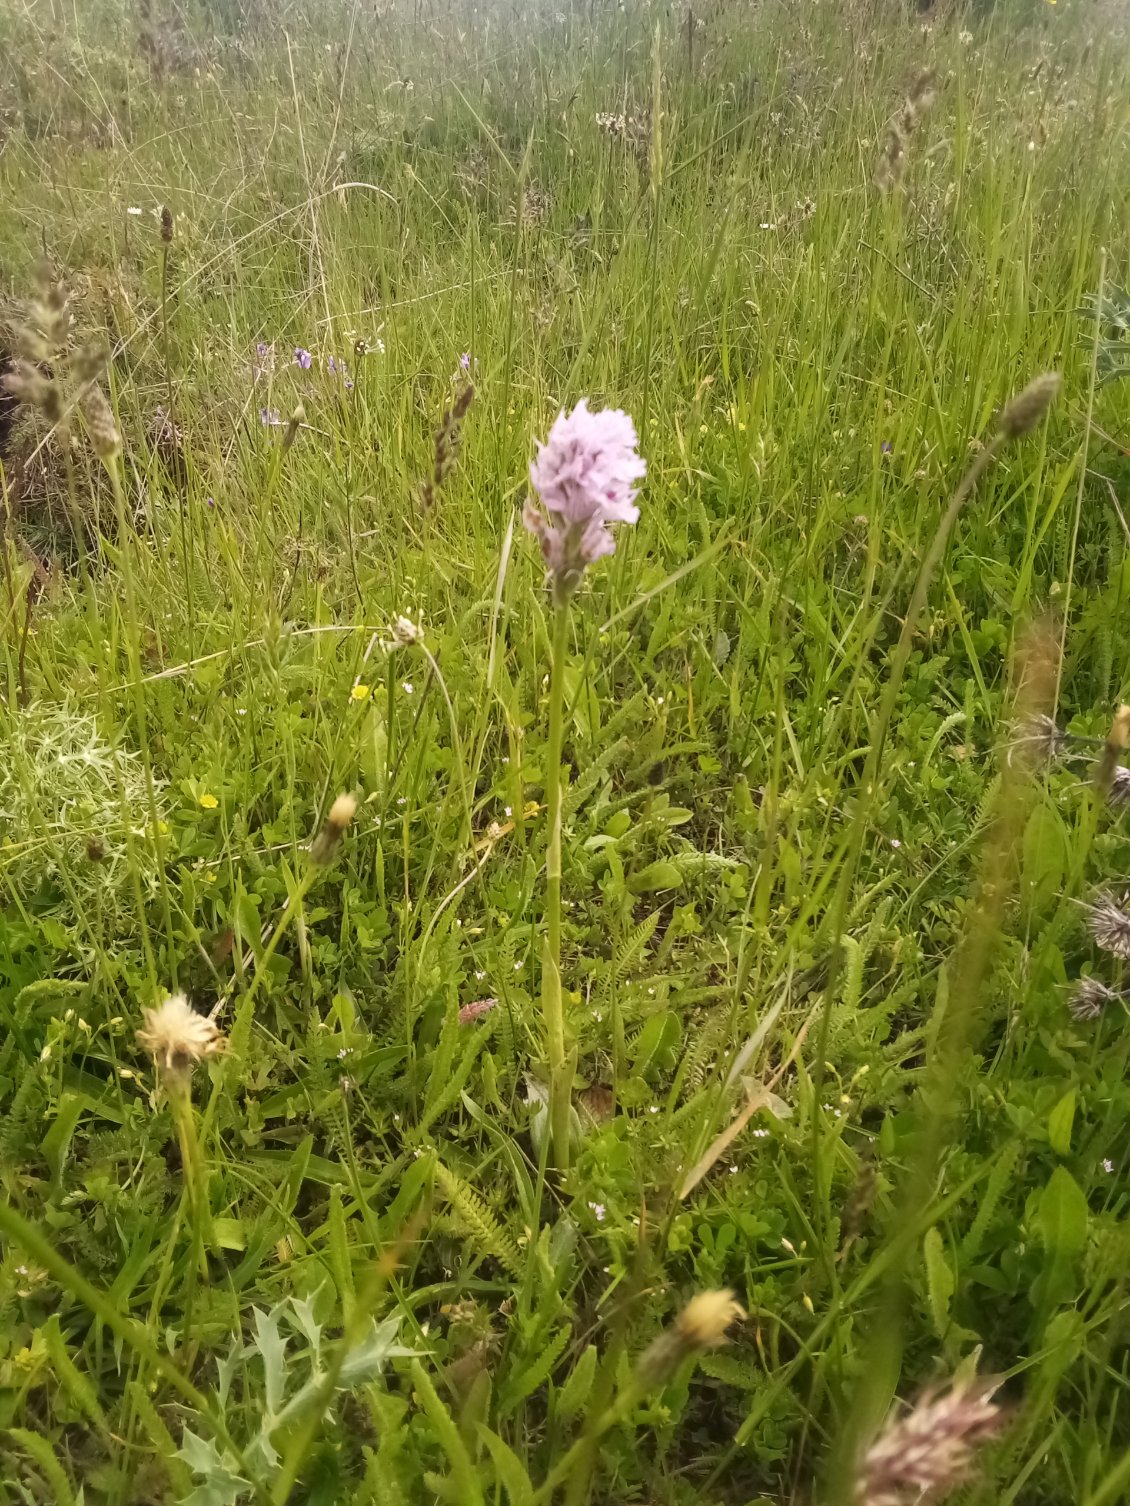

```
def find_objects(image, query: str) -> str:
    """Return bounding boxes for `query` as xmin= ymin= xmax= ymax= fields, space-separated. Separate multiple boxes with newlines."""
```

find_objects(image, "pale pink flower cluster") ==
xmin=524 ymin=400 xmax=645 ymax=601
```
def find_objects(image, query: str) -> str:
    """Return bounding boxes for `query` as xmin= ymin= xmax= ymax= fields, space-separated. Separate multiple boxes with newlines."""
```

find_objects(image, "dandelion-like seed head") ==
xmin=311 ymin=792 xmax=358 ymax=865
xmin=675 ymin=1289 xmax=746 ymax=1349
xmin=637 ymin=1288 xmax=745 ymax=1387
xmin=1085 ymin=892 xmax=1130 ymax=960
xmin=137 ymin=994 xmax=226 ymax=1076
xmin=855 ymin=1375 xmax=1003 ymax=1505
xmin=524 ymin=399 xmax=646 ymax=603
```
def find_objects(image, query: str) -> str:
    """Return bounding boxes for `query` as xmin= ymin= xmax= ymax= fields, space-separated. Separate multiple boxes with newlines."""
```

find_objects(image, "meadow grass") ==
xmin=1 ymin=0 xmax=1130 ymax=1501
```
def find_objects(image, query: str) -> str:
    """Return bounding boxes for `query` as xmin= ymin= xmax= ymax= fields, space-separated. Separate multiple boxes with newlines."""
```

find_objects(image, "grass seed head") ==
xmin=161 ymin=204 xmax=175 ymax=243
xmin=998 ymin=372 xmax=1060 ymax=438
xmin=83 ymin=384 xmax=122 ymax=459
xmin=855 ymin=1375 xmax=1003 ymax=1505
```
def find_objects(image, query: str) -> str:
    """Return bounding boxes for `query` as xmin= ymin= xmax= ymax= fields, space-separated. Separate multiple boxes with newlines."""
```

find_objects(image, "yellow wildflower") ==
xmin=199 ymin=793 xmax=218 ymax=810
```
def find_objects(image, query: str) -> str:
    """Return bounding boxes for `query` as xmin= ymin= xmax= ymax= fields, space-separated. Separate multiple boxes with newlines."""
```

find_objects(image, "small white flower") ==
xmin=475 ymin=969 xmax=486 ymax=980
xmin=402 ymin=682 xmax=414 ymax=694
xmin=504 ymin=806 xmax=512 ymax=817
xmin=127 ymin=206 xmax=143 ymax=216
xmin=589 ymin=1202 xmax=606 ymax=1221
xmin=890 ymin=838 xmax=901 ymax=849
xmin=1103 ymin=1158 xmax=1115 ymax=1173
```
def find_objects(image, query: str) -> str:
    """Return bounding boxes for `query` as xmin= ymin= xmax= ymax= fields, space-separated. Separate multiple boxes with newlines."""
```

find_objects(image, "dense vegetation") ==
xmin=1 ymin=0 xmax=1129 ymax=1501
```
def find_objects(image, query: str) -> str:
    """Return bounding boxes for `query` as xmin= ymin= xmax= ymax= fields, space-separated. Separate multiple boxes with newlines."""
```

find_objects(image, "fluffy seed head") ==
xmin=675 ymin=1289 xmax=746 ymax=1349
xmin=137 ymin=994 xmax=226 ymax=1075
xmin=311 ymin=793 xmax=357 ymax=864
xmin=638 ymin=1288 xmax=745 ymax=1386
xmin=328 ymin=793 xmax=357 ymax=829
xmin=999 ymin=373 xmax=1060 ymax=438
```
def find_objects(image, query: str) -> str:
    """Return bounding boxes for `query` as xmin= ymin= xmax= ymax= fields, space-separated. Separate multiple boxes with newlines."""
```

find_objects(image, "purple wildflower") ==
xmin=260 ymin=407 xmax=281 ymax=427
xmin=880 ymin=439 xmax=893 ymax=454
xmin=524 ymin=399 xmax=646 ymax=602
xmin=256 ymin=341 xmax=271 ymax=360
xmin=327 ymin=355 xmax=337 ymax=375
xmin=460 ymin=352 xmax=472 ymax=370
xmin=294 ymin=347 xmax=313 ymax=370
xmin=205 ymin=495 xmax=216 ymax=510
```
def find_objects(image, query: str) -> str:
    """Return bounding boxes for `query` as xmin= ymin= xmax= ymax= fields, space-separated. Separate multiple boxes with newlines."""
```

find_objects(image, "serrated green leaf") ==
xmin=556 ymin=1343 xmax=598 ymax=1422
xmin=923 ymin=1226 xmax=954 ymax=1338
xmin=252 ymin=1305 xmax=288 ymax=1416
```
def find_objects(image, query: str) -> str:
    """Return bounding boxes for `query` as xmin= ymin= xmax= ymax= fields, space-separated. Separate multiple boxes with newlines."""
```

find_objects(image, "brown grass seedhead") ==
xmin=874 ymin=68 xmax=937 ymax=192
xmin=419 ymin=385 xmax=475 ymax=512
xmin=998 ymin=372 xmax=1060 ymax=438
xmin=83 ymin=384 xmax=122 ymax=460
xmin=855 ymin=1375 xmax=1003 ymax=1505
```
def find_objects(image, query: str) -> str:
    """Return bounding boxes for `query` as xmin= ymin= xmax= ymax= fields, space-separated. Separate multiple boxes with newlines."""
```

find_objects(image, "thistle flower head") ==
xmin=1085 ymin=892 xmax=1130 ymax=959
xmin=137 ymin=994 xmax=226 ymax=1076
xmin=1069 ymin=977 xmax=1120 ymax=1021
xmin=391 ymin=614 xmax=423 ymax=647
xmin=524 ymin=399 xmax=645 ymax=602
xmin=1004 ymin=712 xmax=1064 ymax=768
xmin=855 ymin=1375 xmax=1003 ymax=1505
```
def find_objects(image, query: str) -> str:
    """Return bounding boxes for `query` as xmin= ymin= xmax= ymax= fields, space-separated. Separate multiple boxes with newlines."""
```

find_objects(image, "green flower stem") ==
xmin=167 ymin=1073 xmax=211 ymax=1276
xmin=543 ymin=597 xmax=572 ymax=1172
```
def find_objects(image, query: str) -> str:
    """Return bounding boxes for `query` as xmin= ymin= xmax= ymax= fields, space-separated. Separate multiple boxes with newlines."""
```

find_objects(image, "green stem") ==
xmin=544 ymin=598 xmax=571 ymax=1172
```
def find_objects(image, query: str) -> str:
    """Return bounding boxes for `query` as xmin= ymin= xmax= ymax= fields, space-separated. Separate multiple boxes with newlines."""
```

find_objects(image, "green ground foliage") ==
xmin=1 ymin=0 xmax=1130 ymax=1501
